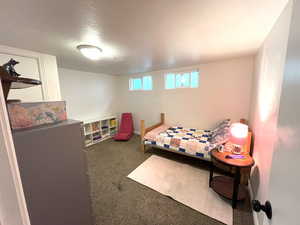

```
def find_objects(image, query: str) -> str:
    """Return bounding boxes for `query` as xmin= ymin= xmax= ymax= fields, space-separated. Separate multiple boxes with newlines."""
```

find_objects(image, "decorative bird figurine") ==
xmin=2 ymin=58 xmax=21 ymax=77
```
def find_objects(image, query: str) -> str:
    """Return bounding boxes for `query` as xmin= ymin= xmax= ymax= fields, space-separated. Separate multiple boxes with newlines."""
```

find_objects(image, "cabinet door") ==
xmin=0 ymin=53 xmax=43 ymax=101
xmin=13 ymin=121 xmax=92 ymax=225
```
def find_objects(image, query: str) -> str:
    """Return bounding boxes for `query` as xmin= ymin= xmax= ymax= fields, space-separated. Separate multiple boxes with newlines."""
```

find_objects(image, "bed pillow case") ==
xmin=210 ymin=119 xmax=231 ymax=145
xmin=144 ymin=124 xmax=170 ymax=141
xmin=212 ymin=119 xmax=230 ymax=132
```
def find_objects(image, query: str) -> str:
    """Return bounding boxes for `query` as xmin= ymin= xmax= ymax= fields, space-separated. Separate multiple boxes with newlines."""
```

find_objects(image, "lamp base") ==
xmin=232 ymin=145 xmax=242 ymax=154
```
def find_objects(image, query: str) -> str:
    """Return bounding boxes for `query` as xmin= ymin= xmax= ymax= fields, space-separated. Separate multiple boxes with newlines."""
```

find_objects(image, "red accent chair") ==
xmin=114 ymin=113 xmax=134 ymax=141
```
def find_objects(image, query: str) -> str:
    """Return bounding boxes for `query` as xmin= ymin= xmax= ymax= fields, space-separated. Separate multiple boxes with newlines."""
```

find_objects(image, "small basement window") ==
xmin=129 ymin=76 xmax=153 ymax=91
xmin=165 ymin=70 xmax=199 ymax=89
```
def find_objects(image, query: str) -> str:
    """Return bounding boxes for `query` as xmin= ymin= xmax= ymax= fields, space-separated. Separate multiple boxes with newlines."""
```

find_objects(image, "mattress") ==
xmin=144 ymin=126 xmax=217 ymax=160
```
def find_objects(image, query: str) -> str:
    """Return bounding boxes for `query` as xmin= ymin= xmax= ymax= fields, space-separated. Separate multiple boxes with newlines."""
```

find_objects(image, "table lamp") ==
xmin=230 ymin=122 xmax=248 ymax=154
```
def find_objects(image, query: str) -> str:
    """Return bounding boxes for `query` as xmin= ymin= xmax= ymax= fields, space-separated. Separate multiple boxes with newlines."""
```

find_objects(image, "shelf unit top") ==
xmin=79 ymin=115 xmax=117 ymax=124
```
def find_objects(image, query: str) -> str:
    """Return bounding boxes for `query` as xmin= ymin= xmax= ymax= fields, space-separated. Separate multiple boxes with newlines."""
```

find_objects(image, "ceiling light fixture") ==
xmin=77 ymin=44 xmax=103 ymax=60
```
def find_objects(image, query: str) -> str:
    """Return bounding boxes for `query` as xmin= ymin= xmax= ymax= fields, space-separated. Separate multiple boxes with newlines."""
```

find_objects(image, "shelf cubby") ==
xmin=84 ymin=134 xmax=93 ymax=146
xmin=102 ymin=128 xmax=109 ymax=137
xmin=84 ymin=124 xmax=92 ymax=134
xmin=92 ymin=122 xmax=100 ymax=132
xmin=110 ymin=118 xmax=117 ymax=128
xmin=110 ymin=127 xmax=117 ymax=136
xmin=101 ymin=119 xmax=109 ymax=129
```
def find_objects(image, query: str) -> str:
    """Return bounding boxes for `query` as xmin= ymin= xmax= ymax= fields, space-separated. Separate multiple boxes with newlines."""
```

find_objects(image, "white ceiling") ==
xmin=0 ymin=0 xmax=288 ymax=75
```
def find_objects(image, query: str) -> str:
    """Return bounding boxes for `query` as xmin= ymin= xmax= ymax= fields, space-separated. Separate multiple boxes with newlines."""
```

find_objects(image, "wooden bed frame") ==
xmin=140 ymin=113 xmax=252 ymax=157
xmin=140 ymin=113 xmax=253 ymax=184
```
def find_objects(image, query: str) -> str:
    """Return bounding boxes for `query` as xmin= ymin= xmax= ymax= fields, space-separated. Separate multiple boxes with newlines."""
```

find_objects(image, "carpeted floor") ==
xmin=85 ymin=135 xmax=254 ymax=225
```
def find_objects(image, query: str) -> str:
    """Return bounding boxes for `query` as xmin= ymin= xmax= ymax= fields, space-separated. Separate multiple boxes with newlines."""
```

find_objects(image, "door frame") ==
xmin=0 ymin=82 xmax=31 ymax=225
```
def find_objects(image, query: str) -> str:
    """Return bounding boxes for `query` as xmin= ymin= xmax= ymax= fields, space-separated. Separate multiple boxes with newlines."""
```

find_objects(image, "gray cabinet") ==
xmin=13 ymin=120 xmax=93 ymax=225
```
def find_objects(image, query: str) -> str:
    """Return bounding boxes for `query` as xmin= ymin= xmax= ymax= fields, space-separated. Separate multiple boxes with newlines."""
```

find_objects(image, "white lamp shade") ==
xmin=230 ymin=123 xmax=248 ymax=146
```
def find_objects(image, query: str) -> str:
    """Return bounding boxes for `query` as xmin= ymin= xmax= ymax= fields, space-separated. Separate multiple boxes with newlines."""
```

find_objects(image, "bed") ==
xmin=140 ymin=113 xmax=252 ymax=161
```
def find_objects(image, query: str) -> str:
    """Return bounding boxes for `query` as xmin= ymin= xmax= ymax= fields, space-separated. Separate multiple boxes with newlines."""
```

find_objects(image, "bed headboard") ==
xmin=240 ymin=118 xmax=253 ymax=156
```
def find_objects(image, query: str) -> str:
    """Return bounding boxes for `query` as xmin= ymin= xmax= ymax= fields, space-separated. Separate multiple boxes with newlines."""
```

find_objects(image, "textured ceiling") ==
xmin=0 ymin=0 xmax=288 ymax=75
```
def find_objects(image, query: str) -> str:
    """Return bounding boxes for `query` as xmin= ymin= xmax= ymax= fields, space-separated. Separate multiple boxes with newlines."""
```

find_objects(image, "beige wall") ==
xmin=248 ymin=1 xmax=292 ymax=225
xmin=58 ymin=68 xmax=118 ymax=121
xmin=117 ymin=56 xmax=254 ymax=133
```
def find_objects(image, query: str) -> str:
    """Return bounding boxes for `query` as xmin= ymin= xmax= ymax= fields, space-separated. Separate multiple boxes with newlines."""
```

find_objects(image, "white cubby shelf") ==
xmin=83 ymin=116 xmax=118 ymax=147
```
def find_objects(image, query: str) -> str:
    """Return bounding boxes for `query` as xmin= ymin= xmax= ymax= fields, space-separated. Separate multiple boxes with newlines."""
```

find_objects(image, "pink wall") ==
xmin=267 ymin=1 xmax=300 ymax=223
xmin=248 ymin=2 xmax=292 ymax=225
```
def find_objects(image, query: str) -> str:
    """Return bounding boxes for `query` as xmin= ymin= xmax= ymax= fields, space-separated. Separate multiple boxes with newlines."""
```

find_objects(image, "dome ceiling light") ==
xmin=77 ymin=45 xmax=103 ymax=60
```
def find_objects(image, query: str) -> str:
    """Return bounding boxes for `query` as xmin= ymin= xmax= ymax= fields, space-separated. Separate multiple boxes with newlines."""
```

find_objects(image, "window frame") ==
xmin=129 ymin=75 xmax=153 ymax=91
xmin=164 ymin=70 xmax=199 ymax=90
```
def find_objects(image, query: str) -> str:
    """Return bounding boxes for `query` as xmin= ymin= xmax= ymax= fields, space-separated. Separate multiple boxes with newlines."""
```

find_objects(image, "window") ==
xmin=165 ymin=70 xmax=199 ymax=89
xmin=129 ymin=76 xmax=153 ymax=91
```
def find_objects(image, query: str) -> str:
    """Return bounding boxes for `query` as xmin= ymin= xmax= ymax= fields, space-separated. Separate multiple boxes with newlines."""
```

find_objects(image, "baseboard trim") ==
xmin=248 ymin=181 xmax=259 ymax=225
xmin=134 ymin=130 xmax=140 ymax=135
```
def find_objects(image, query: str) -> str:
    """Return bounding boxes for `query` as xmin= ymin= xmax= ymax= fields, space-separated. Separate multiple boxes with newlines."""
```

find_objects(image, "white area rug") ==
xmin=127 ymin=155 xmax=232 ymax=225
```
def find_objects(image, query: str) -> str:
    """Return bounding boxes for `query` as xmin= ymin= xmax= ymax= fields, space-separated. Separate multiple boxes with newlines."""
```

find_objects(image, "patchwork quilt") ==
xmin=144 ymin=126 xmax=218 ymax=160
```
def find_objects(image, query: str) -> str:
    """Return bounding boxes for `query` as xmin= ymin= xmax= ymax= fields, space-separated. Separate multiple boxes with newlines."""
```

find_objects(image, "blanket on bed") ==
xmin=144 ymin=126 xmax=217 ymax=160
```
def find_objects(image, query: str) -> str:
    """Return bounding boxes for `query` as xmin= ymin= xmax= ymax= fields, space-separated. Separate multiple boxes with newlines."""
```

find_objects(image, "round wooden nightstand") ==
xmin=209 ymin=149 xmax=255 ymax=208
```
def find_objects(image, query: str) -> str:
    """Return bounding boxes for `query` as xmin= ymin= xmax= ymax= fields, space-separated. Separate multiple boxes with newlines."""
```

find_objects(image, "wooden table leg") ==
xmin=232 ymin=167 xmax=240 ymax=208
xmin=209 ymin=162 xmax=214 ymax=187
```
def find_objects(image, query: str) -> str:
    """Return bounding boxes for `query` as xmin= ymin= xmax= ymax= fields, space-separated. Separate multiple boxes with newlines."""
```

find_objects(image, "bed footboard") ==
xmin=140 ymin=113 xmax=165 ymax=152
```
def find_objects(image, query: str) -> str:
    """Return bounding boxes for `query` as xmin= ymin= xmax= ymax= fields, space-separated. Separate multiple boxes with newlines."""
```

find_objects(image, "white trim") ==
xmin=81 ymin=115 xmax=118 ymax=124
xmin=36 ymin=55 xmax=47 ymax=100
xmin=248 ymin=181 xmax=259 ymax=225
xmin=0 ymin=83 xmax=31 ymax=225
